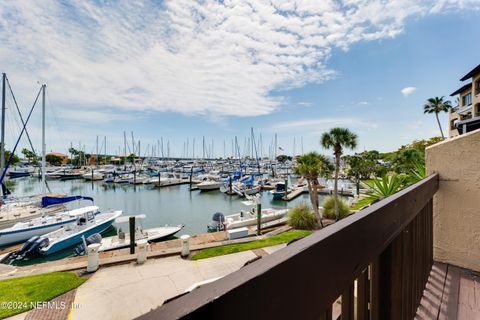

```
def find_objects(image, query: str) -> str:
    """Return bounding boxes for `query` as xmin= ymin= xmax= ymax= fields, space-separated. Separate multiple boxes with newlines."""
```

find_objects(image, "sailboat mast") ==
xmin=41 ymin=84 xmax=46 ymax=196
xmin=96 ymin=135 xmax=99 ymax=165
xmin=1 ymin=73 xmax=6 ymax=174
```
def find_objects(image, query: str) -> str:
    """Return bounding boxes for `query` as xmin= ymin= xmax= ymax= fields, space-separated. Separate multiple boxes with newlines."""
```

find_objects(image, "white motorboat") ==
xmin=12 ymin=209 xmax=122 ymax=257
xmin=99 ymin=216 xmax=183 ymax=252
xmin=197 ymin=176 xmax=223 ymax=191
xmin=207 ymin=206 xmax=288 ymax=231
xmin=83 ymin=172 xmax=104 ymax=181
xmin=224 ymin=208 xmax=288 ymax=229
xmin=0 ymin=206 xmax=99 ymax=247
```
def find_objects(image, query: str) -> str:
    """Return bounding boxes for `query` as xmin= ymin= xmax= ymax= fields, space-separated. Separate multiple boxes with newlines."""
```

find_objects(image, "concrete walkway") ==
xmin=71 ymin=244 xmax=286 ymax=320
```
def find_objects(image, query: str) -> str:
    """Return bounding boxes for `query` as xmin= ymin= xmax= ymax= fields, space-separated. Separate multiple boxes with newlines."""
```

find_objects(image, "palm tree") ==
xmin=294 ymin=152 xmax=333 ymax=227
xmin=321 ymin=128 xmax=358 ymax=221
xmin=424 ymin=96 xmax=452 ymax=139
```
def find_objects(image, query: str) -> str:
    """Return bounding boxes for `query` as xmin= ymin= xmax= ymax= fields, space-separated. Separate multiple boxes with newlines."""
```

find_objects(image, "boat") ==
xmin=97 ymin=215 xmax=184 ymax=252
xmin=15 ymin=209 xmax=122 ymax=257
xmin=207 ymin=208 xmax=288 ymax=231
xmin=83 ymin=171 xmax=104 ymax=181
xmin=197 ymin=178 xmax=222 ymax=191
xmin=270 ymin=182 xmax=290 ymax=200
xmin=0 ymin=206 xmax=99 ymax=247
xmin=8 ymin=169 xmax=31 ymax=178
xmin=225 ymin=208 xmax=288 ymax=229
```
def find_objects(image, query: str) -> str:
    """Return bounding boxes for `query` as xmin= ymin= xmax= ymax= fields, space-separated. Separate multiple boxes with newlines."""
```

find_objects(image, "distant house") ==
xmin=449 ymin=63 xmax=480 ymax=137
xmin=46 ymin=152 xmax=68 ymax=164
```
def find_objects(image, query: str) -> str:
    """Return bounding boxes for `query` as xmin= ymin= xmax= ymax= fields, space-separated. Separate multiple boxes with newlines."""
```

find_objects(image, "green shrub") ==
xmin=322 ymin=196 xmax=350 ymax=219
xmin=367 ymin=174 xmax=405 ymax=202
xmin=287 ymin=202 xmax=318 ymax=230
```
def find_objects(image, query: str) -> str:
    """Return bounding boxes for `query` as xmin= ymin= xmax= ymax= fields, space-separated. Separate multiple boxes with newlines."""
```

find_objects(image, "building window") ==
xmin=476 ymin=80 xmax=480 ymax=95
xmin=462 ymin=92 xmax=472 ymax=106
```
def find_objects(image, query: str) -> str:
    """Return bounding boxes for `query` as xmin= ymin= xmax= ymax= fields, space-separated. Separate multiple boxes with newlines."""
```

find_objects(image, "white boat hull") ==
xmin=197 ymin=182 xmax=222 ymax=191
xmin=99 ymin=225 xmax=183 ymax=252
xmin=225 ymin=209 xmax=287 ymax=229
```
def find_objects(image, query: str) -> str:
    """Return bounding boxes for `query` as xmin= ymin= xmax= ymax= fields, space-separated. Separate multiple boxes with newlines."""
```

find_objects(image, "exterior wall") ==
xmin=448 ymin=109 xmax=459 ymax=138
xmin=474 ymin=73 xmax=480 ymax=117
xmin=426 ymin=129 xmax=480 ymax=272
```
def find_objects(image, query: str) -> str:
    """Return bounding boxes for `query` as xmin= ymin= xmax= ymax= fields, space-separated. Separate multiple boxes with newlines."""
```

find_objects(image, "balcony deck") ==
xmin=416 ymin=262 xmax=480 ymax=319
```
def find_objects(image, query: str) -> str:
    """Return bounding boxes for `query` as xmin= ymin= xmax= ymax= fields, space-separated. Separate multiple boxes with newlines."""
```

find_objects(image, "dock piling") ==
xmin=129 ymin=216 xmax=135 ymax=254
xmin=256 ymin=203 xmax=262 ymax=236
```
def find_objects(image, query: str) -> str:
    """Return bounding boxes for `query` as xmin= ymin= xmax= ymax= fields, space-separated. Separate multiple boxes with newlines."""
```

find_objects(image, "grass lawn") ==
xmin=0 ymin=272 xmax=86 ymax=318
xmin=190 ymin=230 xmax=313 ymax=260
xmin=350 ymin=197 xmax=375 ymax=211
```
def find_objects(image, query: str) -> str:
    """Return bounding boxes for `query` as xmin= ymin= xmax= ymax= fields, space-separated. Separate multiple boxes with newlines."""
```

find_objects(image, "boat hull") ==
xmin=41 ymin=218 xmax=117 ymax=255
xmin=0 ymin=219 xmax=75 ymax=247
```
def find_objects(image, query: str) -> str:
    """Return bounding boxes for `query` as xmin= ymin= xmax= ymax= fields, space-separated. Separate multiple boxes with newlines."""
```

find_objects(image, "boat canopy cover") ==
xmin=41 ymin=195 xmax=94 ymax=207
xmin=241 ymin=176 xmax=254 ymax=185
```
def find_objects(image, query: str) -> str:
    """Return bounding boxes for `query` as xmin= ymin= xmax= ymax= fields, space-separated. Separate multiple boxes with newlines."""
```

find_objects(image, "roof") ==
xmin=460 ymin=63 xmax=480 ymax=81
xmin=450 ymin=82 xmax=472 ymax=96
xmin=47 ymin=152 xmax=67 ymax=157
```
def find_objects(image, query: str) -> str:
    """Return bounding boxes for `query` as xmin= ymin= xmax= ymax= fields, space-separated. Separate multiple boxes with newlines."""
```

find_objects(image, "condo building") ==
xmin=449 ymin=64 xmax=480 ymax=137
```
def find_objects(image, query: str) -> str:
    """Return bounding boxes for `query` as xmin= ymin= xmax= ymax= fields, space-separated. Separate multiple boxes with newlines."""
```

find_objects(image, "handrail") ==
xmin=138 ymin=173 xmax=439 ymax=320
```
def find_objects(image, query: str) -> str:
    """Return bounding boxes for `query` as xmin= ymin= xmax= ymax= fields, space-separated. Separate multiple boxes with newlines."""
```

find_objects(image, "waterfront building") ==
xmin=449 ymin=63 xmax=480 ymax=137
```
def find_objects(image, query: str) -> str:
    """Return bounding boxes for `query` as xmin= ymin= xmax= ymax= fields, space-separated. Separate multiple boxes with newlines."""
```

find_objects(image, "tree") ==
xmin=424 ymin=97 xmax=452 ymax=139
xmin=294 ymin=152 xmax=332 ymax=227
xmin=4 ymin=150 xmax=20 ymax=167
xmin=21 ymin=148 xmax=38 ymax=164
xmin=68 ymin=147 xmax=87 ymax=166
xmin=276 ymin=154 xmax=291 ymax=163
xmin=321 ymin=128 xmax=358 ymax=221
xmin=46 ymin=154 xmax=63 ymax=166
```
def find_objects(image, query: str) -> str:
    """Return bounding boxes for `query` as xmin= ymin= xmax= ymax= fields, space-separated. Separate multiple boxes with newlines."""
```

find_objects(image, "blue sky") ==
xmin=1 ymin=1 xmax=479 ymax=158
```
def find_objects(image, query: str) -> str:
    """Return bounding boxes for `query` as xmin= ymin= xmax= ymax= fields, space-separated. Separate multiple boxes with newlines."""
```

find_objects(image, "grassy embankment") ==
xmin=0 ymin=272 xmax=86 ymax=318
xmin=191 ymin=230 xmax=312 ymax=260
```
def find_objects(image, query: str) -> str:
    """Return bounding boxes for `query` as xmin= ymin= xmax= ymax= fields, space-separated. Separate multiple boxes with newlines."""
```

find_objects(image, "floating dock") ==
xmin=282 ymin=187 xmax=355 ymax=201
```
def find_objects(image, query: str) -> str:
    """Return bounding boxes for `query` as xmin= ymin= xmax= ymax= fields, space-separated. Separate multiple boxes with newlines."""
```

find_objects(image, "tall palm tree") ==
xmin=295 ymin=152 xmax=333 ymax=227
xmin=423 ymin=96 xmax=452 ymax=139
xmin=321 ymin=128 xmax=358 ymax=221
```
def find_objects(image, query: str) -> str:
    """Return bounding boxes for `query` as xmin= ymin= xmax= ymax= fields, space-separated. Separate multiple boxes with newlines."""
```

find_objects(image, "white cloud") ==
xmin=297 ymin=102 xmax=313 ymax=107
xmin=0 ymin=1 xmax=477 ymax=117
xmin=273 ymin=117 xmax=378 ymax=132
xmin=401 ymin=86 xmax=417 ymax=96
xmin=358 ymin=101 xmax=369 ymax=105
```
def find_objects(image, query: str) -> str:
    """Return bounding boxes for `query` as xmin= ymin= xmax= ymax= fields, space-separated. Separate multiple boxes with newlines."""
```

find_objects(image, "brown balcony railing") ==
xmin=138 ymin=174 xmax=439 ymax=320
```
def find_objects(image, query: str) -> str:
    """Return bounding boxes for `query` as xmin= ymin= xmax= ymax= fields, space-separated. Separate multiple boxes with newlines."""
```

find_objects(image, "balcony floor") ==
xmin=416 ymin=262 xmax=480 ymax=319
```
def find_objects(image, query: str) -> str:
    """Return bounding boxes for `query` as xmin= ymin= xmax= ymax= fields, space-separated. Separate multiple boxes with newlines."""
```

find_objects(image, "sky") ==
xmin=1 ymin=0 xmax=479 ymax=158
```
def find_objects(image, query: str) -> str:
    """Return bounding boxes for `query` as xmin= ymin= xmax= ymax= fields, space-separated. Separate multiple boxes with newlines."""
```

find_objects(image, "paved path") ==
xmin=71 ymin=245 xmax=286 ymax=320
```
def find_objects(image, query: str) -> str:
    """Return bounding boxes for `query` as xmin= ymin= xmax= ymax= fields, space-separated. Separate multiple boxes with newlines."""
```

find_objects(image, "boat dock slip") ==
xmin=282 ymin=187 xmax=355 ymax=201
xmin=153 ymin=180 xmax=201 ymax=188
xmin=282 ymin=186 xmax=304 ymax=201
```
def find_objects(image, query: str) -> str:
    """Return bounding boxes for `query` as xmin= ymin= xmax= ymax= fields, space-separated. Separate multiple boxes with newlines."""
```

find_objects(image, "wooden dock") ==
xmin=282 ymin=187 xmax=355 ymax=201
xmin=153 ymin=180 xmax=200 ymax=188
xmin=282 ymin=187 xmax=304 ymax=201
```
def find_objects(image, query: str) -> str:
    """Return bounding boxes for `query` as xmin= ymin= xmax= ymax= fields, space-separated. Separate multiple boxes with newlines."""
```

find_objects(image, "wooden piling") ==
xmin=129 ymin=216 xmax=135 ymax=254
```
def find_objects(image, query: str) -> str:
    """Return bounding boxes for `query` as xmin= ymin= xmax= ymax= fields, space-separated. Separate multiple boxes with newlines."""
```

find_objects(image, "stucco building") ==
xmin=449 ymin=63 xmax=480 ymax=137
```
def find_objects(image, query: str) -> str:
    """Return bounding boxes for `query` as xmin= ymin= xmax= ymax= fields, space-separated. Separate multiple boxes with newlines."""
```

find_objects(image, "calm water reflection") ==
xmin=7 ymin=177 xmax=318 ymax=236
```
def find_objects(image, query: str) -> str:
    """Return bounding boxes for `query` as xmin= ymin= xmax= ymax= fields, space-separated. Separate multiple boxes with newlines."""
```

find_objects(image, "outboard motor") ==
xmin=74 ymin=233 xmax=102 ymax=255
xmin=10 ymin=236 xmax=40 ymax=259
xmin=207 ymin=212 xmax=225 ymax=232
xmin=23 ymin=236 xmax=49 ymax=258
